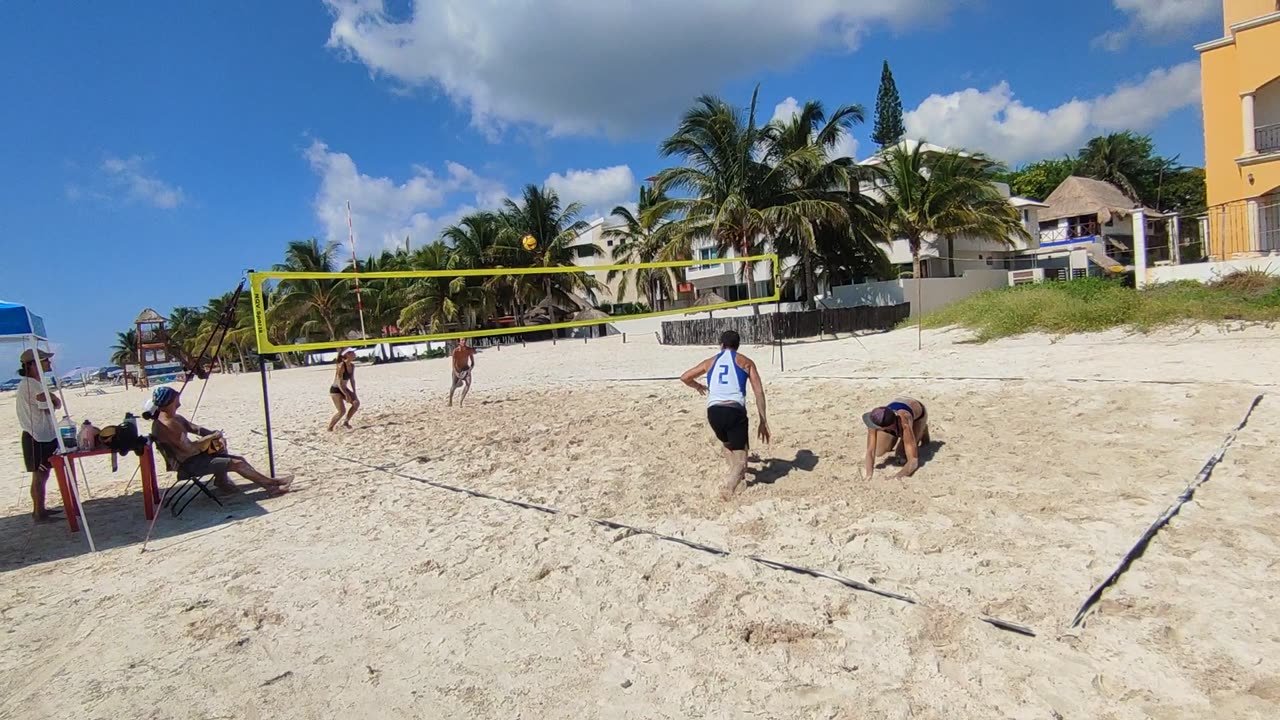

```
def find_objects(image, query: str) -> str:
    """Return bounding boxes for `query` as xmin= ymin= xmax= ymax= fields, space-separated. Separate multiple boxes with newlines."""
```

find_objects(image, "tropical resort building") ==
xmin=1196 ymin=0 xmax=1280 ymax=256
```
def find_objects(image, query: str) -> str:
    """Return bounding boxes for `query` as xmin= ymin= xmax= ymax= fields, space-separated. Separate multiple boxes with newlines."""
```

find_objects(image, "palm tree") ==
xmin=495 ymin=185 xmax=602 ymax=326
xmin=442 ymin=211 xmax=505 ymax=328
xmin=654 ymin=88 xmax=850 ymax=314
xmin=110 ymin=329 xmax=138 ymax=387
xmin=270 ymin=238 xmax=353 ymax=343
xmin=1076 ymin=132 xmax=1165 ymax=206
xmin=165 ymin=306 xmax=203 ymax=370
xmin=604 ymin=185 xmax=680 ymax=310
xmin=359 ymin=249 xmax=414 ymax=358
xmin=868 ymin=142 xmax=1030 ymax=347
xmin=444 ymin=212 xmax=504 ymax=270
xmin=763 ymin=99 xmax=865 ymax=308
xmin=399 ymin=242 xmax=491 ymax=334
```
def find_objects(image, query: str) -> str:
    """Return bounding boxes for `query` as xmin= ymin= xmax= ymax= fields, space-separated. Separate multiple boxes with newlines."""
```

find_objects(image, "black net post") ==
xmin=257 ymin=354 xmax=276 ymax=477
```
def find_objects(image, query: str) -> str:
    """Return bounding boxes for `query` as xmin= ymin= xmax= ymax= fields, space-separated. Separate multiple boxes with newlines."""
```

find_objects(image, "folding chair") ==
xmin=152 ymin=438 xmax=222 ymax=517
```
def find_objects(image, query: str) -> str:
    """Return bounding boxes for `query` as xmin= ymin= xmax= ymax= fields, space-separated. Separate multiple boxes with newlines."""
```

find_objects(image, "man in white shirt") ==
xmin=16 ymin=348 xmax=62 ymax=522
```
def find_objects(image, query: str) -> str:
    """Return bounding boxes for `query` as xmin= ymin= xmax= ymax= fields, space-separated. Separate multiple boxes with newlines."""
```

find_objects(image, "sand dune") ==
xmin=2 ymin=325 xmax=1278 ymax=719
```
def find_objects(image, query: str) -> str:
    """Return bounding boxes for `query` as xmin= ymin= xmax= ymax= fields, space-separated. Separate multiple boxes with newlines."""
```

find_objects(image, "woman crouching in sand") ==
xmin=328 ymin=348 xmax=360 ymax=431
xmin=862 ymin=397 xmax=930 ymax=480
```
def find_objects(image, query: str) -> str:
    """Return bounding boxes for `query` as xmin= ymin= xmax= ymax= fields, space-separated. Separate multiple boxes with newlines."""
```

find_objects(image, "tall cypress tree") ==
xmin=872 ymin=60 xmax=905 ymax=148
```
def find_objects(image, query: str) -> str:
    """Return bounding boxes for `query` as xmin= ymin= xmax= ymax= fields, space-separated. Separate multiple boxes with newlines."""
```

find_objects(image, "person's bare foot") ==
xmin=719 ymin=477 xmax=742 ymax=501
xmin=32 ymin=508 xmax=63 ymax=523
xmin=266 ymin=475 xmax=294 ymax=496
xmin=342 ymin=422 xmax=353 ymax=430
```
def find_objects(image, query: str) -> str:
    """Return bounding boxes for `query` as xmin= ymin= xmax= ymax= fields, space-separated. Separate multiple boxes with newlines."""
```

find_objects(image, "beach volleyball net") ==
xmin=246 ymin=254 xmax=780 ymax=354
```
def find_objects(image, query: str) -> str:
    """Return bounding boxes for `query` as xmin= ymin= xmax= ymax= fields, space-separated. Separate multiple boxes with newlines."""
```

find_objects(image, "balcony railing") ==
xmin=1038 ymin=221 xmax=1102 ymax=245
xmin=1257 ymin=123 xmax=1280 ymax=155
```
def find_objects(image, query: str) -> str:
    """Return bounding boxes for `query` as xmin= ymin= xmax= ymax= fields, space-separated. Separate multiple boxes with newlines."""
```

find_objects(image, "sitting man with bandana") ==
xmin=145 ymin=386 xmax=292 ymax=496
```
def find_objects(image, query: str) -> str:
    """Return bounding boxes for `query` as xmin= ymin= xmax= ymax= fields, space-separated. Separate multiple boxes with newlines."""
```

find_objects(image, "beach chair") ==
xmin=152 ymin=438 xmax=223 ymax=517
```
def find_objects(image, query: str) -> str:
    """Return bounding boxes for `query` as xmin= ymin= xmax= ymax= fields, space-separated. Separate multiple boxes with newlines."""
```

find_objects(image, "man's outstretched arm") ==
xmin=681 ymin=359 xmax=711 ymax=396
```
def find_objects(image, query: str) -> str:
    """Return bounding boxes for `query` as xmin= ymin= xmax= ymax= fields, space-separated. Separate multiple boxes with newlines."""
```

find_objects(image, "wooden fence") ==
xmin=660 ymin=304 xmax=910 ymax=345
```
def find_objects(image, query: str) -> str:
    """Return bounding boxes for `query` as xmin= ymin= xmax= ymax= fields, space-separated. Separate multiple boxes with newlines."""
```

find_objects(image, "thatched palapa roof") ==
xmin=1039 ymin=176 xmax=1165 ymax=224
xmin=573 ymin=308 xmax=611 ymax=322
xmin=692 ymin=291 xmax=728 ymax=307
xmin=134 ymin=308 xmax=166 ymax=324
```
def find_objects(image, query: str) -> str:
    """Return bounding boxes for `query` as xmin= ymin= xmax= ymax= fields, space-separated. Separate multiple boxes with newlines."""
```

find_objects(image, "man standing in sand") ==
xmin=680 ymin=330 xmax=770 ymax=500
xmin=448 ymin=338 xmax=475 ymax=407
xmin=16 ymin=349 xmax=63 ymax=522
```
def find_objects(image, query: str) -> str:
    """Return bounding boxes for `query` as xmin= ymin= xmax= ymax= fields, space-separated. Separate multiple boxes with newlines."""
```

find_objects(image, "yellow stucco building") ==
xmin=1197 ymin=0 xmax=1280 ymax=255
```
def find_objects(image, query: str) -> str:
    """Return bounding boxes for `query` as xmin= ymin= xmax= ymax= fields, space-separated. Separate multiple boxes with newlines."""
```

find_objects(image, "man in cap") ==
xmin=16 ymin=349 xmax=63 ymax=521
xmin=147 ymin=386 xmax=293 ymax=495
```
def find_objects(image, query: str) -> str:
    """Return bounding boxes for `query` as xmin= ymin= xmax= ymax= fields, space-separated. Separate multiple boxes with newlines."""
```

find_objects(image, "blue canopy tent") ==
xmin=0 ymin=300 xmax=95 ymax=550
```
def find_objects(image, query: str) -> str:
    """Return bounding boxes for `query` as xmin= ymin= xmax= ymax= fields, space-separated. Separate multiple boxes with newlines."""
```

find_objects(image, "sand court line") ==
xmin=253 ymin=429 xmax=1046 ymax=638
xmin=1070 ymin=394 xmax=1265 ymax=628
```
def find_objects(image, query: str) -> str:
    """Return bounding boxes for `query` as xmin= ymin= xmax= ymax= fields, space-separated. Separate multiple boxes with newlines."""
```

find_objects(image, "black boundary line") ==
xmin=1069 ymin=394 xmax=1264 ymax=628
xmin=254 ymin=430 xmax=1050 ymax=635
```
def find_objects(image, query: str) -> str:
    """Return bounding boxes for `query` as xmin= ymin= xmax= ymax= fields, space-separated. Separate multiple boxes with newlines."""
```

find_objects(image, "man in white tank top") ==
xmin=680 ymin=330 xmax=770 ymax=500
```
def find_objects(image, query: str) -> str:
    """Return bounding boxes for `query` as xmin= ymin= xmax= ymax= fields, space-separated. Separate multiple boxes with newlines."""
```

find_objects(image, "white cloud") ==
xmin=543 ymin=165 xmax=637 ymax=220
xmin=99 ymin=155 xmax=185 ymax=209
xmin=770 ymin=96 xmax=861 ymax=160
xmin=1114 ymin=0 xmax=1215 ymax=31
xmin=323 ymin=0 xmax=951 ymax=138
xmin=304 ymin=140 xmax=506 ymax=251
xmin=771 ymin=97 xmax=803 ymax=125
xmin=902 ymin=61 xmax=1200 ymax=164
xmin=1097 ymin=0 xmax=1216 ymax=50
xmin=1091 ymin=62 xmax=1202 ymax=130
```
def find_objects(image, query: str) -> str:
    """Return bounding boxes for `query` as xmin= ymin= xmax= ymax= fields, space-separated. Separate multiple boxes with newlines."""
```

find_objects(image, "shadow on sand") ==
xmin=0 ymin=484 xmax=269 ymax=573
xmin=748 ymin=449 xmax=820 ymax=486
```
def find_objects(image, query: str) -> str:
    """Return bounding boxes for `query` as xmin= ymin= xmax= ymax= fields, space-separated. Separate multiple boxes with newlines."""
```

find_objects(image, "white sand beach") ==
xmin=2 ymin=325 xmax=1279 ymax=719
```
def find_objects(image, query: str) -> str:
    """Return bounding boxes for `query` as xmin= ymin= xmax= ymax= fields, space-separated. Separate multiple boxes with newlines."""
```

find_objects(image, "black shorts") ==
xmin=180 ymin=453 xmax=243 ymax=478
xmin=22 ymin=432 xmax=58 ymax=473
xmin=707 ymin=404 xmax=749 ymax=451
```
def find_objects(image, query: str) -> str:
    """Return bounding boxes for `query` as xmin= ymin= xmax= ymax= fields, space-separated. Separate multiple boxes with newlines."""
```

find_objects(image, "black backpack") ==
xmin=99 ymin=419 xmax=148 ymax=457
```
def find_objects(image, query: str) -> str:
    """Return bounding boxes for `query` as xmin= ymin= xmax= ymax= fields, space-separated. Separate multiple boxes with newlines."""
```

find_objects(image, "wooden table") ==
xmin=49 ymin=444 xmax=161 ymax=531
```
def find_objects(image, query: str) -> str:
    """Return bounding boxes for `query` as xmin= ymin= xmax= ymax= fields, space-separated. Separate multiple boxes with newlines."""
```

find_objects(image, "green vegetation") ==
xmin=997 ymin=131 xmax=1206 ymax=214
xmin=916 ymin=272 xmax=1280 ymax=341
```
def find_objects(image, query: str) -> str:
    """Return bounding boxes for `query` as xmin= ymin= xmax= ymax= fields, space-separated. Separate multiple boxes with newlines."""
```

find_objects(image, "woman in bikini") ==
xmin=861 ymin=396 xmax=930 ymax=480
xmin=328 ymin=348 xmax=360 ymax=431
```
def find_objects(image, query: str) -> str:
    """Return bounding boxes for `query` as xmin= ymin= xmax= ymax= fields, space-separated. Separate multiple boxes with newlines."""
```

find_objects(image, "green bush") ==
xmin=916 ymin=272 xmax=1280 ymax=341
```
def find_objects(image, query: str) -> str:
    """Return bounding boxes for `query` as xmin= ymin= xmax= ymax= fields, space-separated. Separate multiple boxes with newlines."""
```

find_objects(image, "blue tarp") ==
xmin=0 ymin=300 xmax=48 ymax=340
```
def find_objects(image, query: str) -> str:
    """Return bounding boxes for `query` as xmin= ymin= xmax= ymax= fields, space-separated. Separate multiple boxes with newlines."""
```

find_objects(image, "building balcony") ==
xmin=685 ymin=261 xmax=735 ymax=282
xmin=1256 ymin=123 xmax=1280 ymax=155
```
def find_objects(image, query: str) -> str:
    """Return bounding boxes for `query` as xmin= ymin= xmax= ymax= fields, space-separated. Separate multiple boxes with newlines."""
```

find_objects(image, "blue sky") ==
xmin=0 ymin=0 xmax=1219 ymax=371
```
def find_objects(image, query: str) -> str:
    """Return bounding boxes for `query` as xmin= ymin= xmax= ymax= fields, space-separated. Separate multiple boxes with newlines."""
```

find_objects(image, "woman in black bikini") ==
xmin=861 ymin=396 xmax=930 ymax=480
xmin=328 ymin=348 xmax=360 ymax=431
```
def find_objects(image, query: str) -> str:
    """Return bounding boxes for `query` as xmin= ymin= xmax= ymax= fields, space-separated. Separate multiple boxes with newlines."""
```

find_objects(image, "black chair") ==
xmin=152 ymin=438 xmax=222 ymax=516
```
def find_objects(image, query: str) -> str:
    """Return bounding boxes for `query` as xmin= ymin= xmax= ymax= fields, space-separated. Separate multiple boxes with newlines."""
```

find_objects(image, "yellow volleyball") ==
xmin=521 ymin=234 xmax=537 ymax=251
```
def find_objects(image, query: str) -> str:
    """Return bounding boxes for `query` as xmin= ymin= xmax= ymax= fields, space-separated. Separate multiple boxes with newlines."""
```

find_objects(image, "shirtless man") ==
xmin=147 ymin=386 xmax=292 ymax=495
xmin=680 ymin=330 xmax=770 ymax=500
xmin=448 ymin=338 xmax=476 ymax=407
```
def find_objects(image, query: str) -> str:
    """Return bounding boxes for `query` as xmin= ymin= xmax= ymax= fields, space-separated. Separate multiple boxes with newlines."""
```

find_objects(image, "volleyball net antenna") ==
xmin=244 ymin=254 xmax=780 ymax=474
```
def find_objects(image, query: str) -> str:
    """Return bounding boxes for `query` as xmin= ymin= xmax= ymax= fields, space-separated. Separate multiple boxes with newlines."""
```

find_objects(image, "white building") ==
xmin=565 ymin=217 xmax=647 ymax=306
xmin=1028 ymin=175 xmax=1169 ymax=276
xmin=856 ymin=140 xmax=1050 ymax=279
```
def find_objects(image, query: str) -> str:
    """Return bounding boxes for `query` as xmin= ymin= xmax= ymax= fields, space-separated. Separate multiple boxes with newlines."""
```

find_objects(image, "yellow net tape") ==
xmin=248 ymin=254 xmax=780 ymax=353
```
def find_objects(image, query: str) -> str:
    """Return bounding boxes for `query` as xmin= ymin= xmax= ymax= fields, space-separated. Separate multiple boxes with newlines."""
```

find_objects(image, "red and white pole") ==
xmin=347 ymin=201 xmax=368 ymax=340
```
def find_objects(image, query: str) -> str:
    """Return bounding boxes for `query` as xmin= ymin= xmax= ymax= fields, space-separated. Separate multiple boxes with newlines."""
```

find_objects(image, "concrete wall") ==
xmin=825 ymin=269 xmax=1010 ymax=318
xmin=1146 ymin=256 xmax=1280 ymax=284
